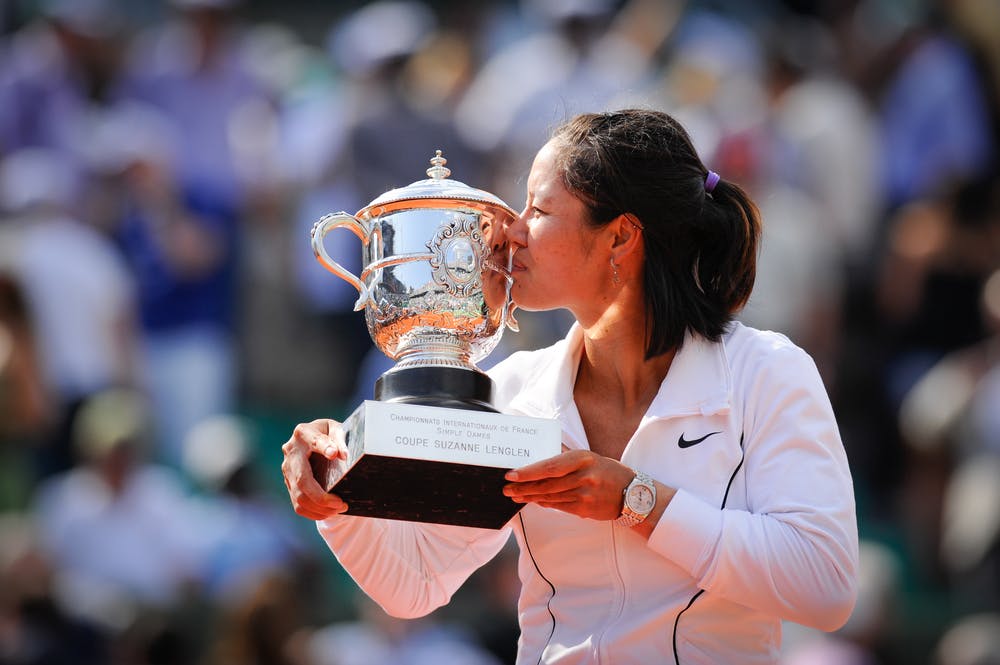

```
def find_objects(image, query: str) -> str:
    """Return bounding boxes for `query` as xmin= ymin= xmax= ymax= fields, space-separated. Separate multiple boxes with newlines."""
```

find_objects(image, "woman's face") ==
xmin=506 ymin=140 xmax=609 ymax=313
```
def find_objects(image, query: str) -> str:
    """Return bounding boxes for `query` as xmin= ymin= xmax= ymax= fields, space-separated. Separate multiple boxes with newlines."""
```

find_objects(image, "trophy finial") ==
xmin=426 ymin=150 xmax=451 ymax=180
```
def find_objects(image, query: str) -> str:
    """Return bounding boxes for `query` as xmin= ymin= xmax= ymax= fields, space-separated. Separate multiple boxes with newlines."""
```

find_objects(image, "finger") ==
xmin=310 ymin=419 xmax=348 ymax=459
xmin=535 ymin=499 xmax=583 ymax=509
xmin=296 ymin=503 xmax=348 ymax=521
xmin=282 ymin=431 xmax=345 ymax=464
xmin=533 ymin=500 xmax=591 ymax=513
xmin=505 ymin=450 xmax=590 ymax=482
xmin=509 ymin=491 xmax=580 ymax=504
xmin=294 ymin=465 xmax=348 ymax=509
xmin=290 ymin=485 xmax=349 ymax=517
xmin=291 ymin=492 xmax=337 ymax=516
xmin=308 ymin=490 xmax=349 ymax=511
xmin=282 ymin=442 xmax=349 ymax=512
xmin=503 ymin=472 xmax=586 ymax=498
xmin=286 ymin=419 xmax=347 ymax=460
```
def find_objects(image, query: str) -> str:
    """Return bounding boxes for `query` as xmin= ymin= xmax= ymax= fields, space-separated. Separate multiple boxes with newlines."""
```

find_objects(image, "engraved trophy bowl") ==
xmin=310 ymin=151 xmax=519 ymax=412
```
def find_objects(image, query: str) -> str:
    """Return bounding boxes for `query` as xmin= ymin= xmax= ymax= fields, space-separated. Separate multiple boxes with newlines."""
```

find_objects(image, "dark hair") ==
xmin=550 ymin=109 xmax=761 ymax=358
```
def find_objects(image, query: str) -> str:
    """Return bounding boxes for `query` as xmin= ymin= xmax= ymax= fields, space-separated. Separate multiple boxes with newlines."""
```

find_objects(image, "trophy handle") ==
xmin=311 ymin=211 xmax=370 ymax=311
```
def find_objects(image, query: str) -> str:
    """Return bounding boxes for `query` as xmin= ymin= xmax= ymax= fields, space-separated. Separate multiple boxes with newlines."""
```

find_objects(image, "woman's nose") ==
xmin=505 ymin=208 xmax=529 ymax=246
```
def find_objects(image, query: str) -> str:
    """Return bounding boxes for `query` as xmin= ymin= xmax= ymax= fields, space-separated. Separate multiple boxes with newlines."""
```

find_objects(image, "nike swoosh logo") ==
xmin=678 ymin=431 xmax=721 ymax=448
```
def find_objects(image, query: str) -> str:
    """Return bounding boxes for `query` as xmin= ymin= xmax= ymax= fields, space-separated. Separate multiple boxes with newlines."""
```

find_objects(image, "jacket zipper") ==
xmin=598 ymin=519 xmax=628 ymax=663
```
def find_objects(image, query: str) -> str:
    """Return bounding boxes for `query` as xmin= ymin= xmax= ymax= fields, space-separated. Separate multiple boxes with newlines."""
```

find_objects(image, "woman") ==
xmin=282 ymin=109 xmax=859 ymax=664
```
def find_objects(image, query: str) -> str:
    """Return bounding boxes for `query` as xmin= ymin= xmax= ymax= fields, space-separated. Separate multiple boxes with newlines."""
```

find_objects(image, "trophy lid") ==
xmin=363 ymin=151 xmax=517 ymax=217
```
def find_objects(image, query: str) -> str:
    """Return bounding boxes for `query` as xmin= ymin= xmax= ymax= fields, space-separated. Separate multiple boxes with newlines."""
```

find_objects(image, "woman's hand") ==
xmin=281 ymin=418 xmax=350 ymax=521
xmin=502 ymin=450 xmax=634 ymax=520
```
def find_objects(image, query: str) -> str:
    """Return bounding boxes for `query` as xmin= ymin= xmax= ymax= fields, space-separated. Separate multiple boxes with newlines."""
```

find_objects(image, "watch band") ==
xmin=615 ymin=470 xmax=656 ymax=528
xmin=614 ymin=506 xmax=645 ymax=528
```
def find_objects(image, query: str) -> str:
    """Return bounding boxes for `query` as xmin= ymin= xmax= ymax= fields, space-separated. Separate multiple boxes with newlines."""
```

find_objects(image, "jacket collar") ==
xmin=647 ymin=328 xmax=732 ymax=418
xmin=506 ymin=323 xmax=732 ymax=423
xmin=504 ymin=324 xmax=584 ymax=422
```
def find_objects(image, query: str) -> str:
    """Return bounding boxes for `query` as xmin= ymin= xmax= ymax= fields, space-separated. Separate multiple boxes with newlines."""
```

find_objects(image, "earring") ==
xmin=611 ymin=258 xmax=620 ymax=285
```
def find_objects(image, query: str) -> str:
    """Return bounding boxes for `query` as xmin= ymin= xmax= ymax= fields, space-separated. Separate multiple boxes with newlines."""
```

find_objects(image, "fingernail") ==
xmin=324 ymin=445 xmax=337 ymax=457
xmin=505 ymin=470 xmax=518 ymax=481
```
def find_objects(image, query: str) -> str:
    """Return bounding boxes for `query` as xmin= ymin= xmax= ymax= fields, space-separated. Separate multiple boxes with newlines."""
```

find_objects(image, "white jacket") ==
xmin=317 ymin=322 xmax=859 ymax=664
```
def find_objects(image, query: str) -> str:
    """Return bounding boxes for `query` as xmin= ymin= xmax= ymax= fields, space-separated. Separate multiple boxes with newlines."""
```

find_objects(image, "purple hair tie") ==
xmin=705 ymin=170 xmax=720 ymax=193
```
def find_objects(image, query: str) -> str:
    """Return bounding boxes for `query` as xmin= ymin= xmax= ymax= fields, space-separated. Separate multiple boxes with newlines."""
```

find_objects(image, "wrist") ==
xmin=615 ymin=469 xmax=656 ymax=527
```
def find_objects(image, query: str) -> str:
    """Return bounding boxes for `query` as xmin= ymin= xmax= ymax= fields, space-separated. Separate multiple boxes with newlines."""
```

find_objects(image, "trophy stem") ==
xmin=374 ymin=366 xmax=497 ymax=413
xmin=393 ymin=332 xmax=476 ymax=371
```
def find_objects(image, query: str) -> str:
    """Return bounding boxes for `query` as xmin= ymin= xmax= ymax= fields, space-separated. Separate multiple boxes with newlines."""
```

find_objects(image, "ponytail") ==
xmin=695 ymin=177 xmax=760 ymax=317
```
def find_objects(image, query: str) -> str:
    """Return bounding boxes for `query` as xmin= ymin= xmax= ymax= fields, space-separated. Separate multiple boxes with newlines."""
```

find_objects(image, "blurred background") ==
xmin=0 ymin=0 xmax=998 ymax=663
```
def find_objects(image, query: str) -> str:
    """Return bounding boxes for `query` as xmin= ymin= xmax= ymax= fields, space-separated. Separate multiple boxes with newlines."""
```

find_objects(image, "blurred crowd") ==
xmin=0 ymin=0 xmax=998 ymax=663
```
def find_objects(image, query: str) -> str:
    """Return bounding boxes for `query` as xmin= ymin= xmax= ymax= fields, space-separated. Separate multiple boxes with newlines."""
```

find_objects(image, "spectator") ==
xmin=181 ymin=414 xmax=313 ymax=603
xmin=32 ymin=388 xmax=202 ymax=613
xmin=0 ymin=513 xmax=110 ymax=664
xmin=875 ymin=6 xmax=996 ymax=210
xmin=0 ymin=272 xmax=50 ymax=511
xmin=118 ymin=0 xmax=272 ymax=210
xmin=0 ymin=0 xmax=126 ymax=160
xmin=95 ymin=102 xmax=242 ymax=465
xmin=0 ymin=147 xmax=137 ymax=476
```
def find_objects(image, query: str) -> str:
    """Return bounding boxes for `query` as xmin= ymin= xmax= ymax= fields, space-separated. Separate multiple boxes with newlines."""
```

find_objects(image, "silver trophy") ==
xmin=309 ymin=152 xmax=559 ymax=528
xmin=311 ymin=151 xmax=518 ymax=408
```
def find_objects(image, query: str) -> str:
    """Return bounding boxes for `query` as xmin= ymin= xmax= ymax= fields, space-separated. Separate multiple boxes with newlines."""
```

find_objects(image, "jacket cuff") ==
xmin=648 ymin=488 xmax=722 ymax=580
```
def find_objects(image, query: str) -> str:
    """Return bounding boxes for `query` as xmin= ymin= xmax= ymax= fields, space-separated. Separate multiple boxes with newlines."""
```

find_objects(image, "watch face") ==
xmin=627 ymin=484 xmax=655 ymax=513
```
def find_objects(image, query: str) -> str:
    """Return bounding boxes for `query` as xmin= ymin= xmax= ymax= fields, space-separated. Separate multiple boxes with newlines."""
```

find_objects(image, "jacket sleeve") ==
xmin=648 ymin=342 xmax=859 ymax=631
xmin=316 ymin=516 xmax=511 ymax=619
